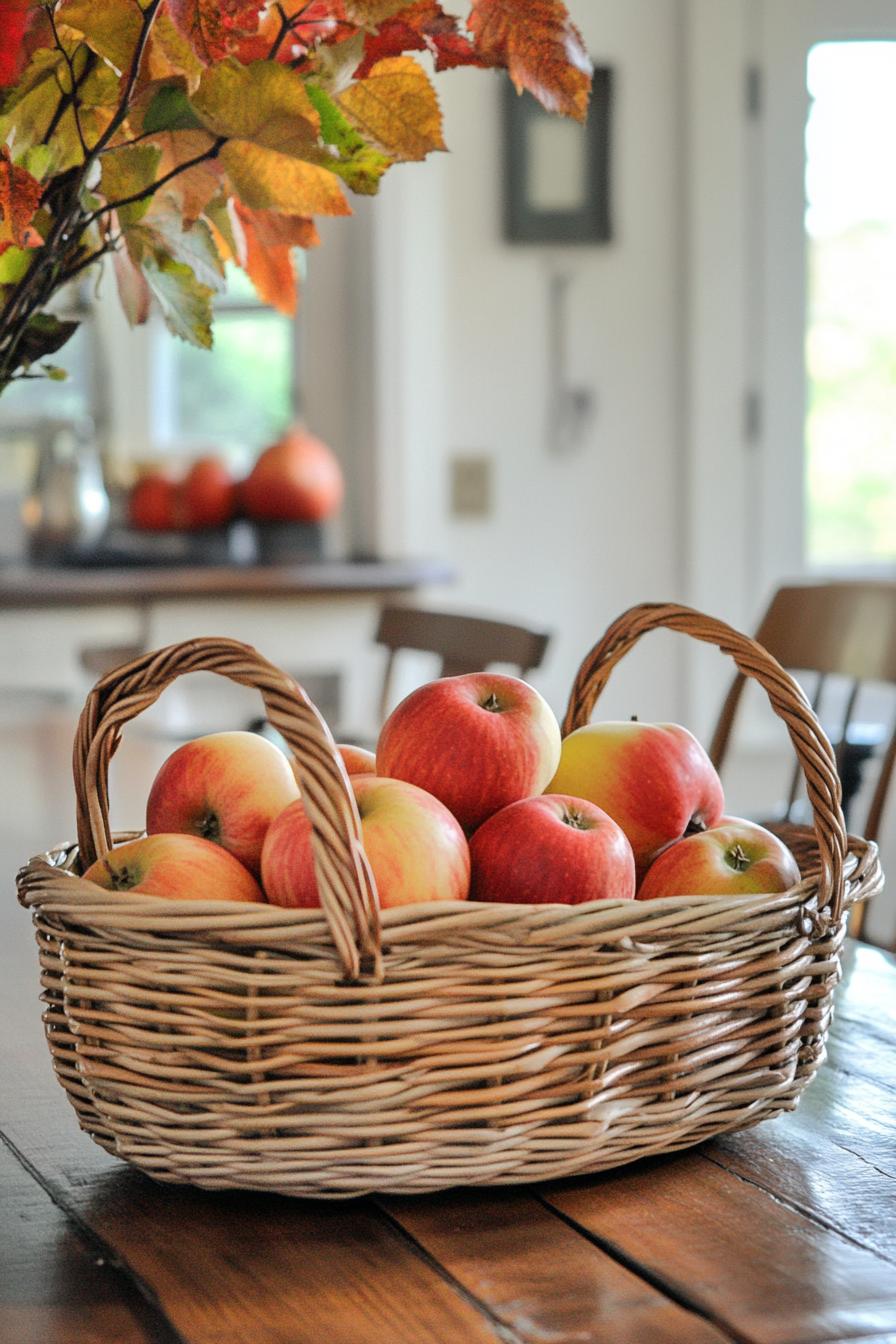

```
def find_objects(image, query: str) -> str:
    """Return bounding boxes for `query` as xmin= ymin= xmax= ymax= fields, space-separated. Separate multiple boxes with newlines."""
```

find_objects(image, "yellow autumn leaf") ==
xmin=337 ymin=57 xmax=444 ymax=162
xmin=57 ymin=0 xmax=143 ymax=74
xmin=100 ymin=144 xmax=162 ymax=224
xmin=191 ymin=60 xmax=320 ymax=158
xmin=221 ymin=141 xmax=351 ymax=216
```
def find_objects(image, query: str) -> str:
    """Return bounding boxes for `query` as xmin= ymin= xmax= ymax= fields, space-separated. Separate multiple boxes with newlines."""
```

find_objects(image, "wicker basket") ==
xmin=17 ymin=603 xmax=883 ymax=1198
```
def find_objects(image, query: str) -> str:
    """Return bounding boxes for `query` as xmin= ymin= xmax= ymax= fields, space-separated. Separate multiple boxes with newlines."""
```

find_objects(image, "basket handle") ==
xmin=73 ymin=637 xmax=381 ymax=982
xmin=561 ymin=603 xmax=848 ymax=924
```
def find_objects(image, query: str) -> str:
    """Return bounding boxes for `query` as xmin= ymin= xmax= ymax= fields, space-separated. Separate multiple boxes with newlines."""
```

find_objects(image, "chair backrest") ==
xmin=375 ymin=606 xmax=551 ymax=727
xmin=709 ymin=580 xmax=896 ymax=945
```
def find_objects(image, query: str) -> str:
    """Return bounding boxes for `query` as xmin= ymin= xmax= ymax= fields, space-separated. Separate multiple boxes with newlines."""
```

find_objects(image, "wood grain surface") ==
xmin=2 ymin=705 xmax=894 ymax=1344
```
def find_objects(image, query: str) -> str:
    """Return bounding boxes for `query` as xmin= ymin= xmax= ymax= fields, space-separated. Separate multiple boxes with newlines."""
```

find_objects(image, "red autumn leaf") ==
xmin=241 ymin=0 xmax=347 ymax=67
xmin=165 ymin=0 xmax=267 ymax=65
xmin=467 ymin=0 xmax=591 ymax=121
xmin=354 ymin=1 xmax=482 ymax=79
xmin=0 ymin=0 xmax=32 ymax=86
xmin=0 ymin=147 xmax=42 ymax=248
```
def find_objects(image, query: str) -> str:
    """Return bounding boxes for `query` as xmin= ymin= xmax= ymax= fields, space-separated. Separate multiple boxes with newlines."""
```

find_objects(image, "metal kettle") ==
xmin=21 ymin=417 xmax=110 ymax=560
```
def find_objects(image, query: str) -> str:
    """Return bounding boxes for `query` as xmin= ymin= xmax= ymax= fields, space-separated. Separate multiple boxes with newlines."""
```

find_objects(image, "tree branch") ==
xmin=91 ymin=0 xmax=164 ymax=156
xmin=46 ymin=6 xmax=89 ymax=156
xmin=82 ymin=136 xmax=226 ymax=227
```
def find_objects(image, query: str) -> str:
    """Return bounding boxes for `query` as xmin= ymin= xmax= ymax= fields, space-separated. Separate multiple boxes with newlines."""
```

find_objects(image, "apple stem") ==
xmin=729 ymin=843 xmax=751 ymax=873
xmin=480 ymin=693 xmax=502 ymax=713
xmin=104 ymin=857 xmax=137 ymax=890
xmin=563 ymin=808 xmax=590 ymax=830
xmin=198 ymin=812 xmax=222 ymax=843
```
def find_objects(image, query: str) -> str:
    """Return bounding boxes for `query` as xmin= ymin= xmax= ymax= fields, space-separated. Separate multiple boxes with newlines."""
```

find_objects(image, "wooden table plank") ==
xmin=544 ymin=1149 xmax=896 ymax=1344
xmin=380 ymin=1188 xmax=736 ymax=1344
xmin=0 ymin=1140 xmax=170 ymax=1344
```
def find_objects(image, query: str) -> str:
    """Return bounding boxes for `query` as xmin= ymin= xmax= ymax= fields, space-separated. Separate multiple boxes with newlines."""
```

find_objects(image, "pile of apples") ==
xmin=84 ymin=671 xmax=801 ymax=909
xmin=128 ymin=425 xmax=344 ymax=533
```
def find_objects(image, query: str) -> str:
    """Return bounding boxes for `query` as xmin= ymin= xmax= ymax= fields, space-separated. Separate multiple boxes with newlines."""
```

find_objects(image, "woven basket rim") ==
xmin=19 ymin=826 xmax=876 ymax=936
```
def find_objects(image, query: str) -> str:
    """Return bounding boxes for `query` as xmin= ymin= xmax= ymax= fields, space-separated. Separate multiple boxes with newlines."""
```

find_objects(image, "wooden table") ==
xmin=2 ymin=709 xmax=895 ymax=1343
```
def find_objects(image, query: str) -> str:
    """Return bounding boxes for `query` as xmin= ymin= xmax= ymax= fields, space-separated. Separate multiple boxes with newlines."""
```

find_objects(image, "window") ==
xmin=805 ymin=41 xmax=896 ymax=567
xmin=151 ymin=263 xmax=299 ymax=471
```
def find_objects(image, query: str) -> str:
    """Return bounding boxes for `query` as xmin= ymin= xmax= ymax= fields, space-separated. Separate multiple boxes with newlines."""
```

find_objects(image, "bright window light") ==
xmin=805 ymin=42 xmax=896 ymax=566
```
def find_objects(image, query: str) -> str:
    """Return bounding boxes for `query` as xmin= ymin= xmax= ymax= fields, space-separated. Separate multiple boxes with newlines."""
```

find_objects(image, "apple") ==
xmin=546 ymin=720 xmax=725 ymax=876
xmin=129 ymin=470 xmax=178 ymax=531
xmin=470 ymin=794 xmax=636 ymax=905
xmin=377 ymin=673 xmax=562 ymax=833
xmin=262 ymin=775 xmax=470 ymax=909
xmin=241 ymin=426 xmax=344 ymax=523
xmin=180 ymin=455 xmax=237 ymax=530
xmin=82 ymin=833 xmax=264 ymax=903
xmin=637 ymin=816 xmax=801 ymax=900
xmin=146 ymin=730 xmax=300 ymax=875
xmin=338 ymin=743 xmax=377 ymax=776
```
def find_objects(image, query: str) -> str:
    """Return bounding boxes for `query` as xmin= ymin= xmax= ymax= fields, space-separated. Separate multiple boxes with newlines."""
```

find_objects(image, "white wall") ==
xmin=367 ymin=0 xmax=691 ymax=728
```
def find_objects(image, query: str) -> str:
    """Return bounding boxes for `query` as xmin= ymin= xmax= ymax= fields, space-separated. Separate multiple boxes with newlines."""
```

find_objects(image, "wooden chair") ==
xmin=374 ymin=605 xmax=551 ymax=727
xmin=709 ymin=580 xmax=896 ymax=945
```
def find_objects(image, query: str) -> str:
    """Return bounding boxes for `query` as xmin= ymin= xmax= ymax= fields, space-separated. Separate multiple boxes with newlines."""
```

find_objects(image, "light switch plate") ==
xmin=450 ymin=455 xmax=492 ymax=518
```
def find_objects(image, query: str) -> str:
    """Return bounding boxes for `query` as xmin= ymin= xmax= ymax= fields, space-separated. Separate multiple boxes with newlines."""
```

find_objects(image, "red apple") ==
xmin=129 ymin=470 xmax=178 ymax=531
xmin=82 ymin=834 xmax=264 ymax=903
xmin=146 ymin=730 xmax=300 ymax=875
xmin=637 ymin=817 xmax=801 ymax=900
xmin=377 ymin=673 xmax=562 ymax=833
xmin=470 ymin=794 xmax=636 ymax=904
xmin=262 ymin=775 xmax=470 ymax=909
xmin=180 ymin=455 xmax=237 ymax=530
xmin=241 ymin=426 xmax=344 ymax=523
xmin=338 ymin=743 xmax=377 ymax=776
xmin=546 ymin=721 xmax=725 ymax=876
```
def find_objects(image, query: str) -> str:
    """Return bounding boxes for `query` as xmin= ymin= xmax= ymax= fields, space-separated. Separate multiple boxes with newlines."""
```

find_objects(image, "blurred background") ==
xmin=1 ymin=0 xmax=894 ymax=939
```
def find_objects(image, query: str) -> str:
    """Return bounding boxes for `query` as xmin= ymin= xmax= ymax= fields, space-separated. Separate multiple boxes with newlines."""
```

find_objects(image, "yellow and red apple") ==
xmin=377 ymin=672 xmax=562 ymax=833
xmin=546 ymin=721 xmax=725 ymax=876
xmin=146 ymin=730 xmax=300 ymax=875
xmin=262 ymin=775 xmax=470 ymax=909
xmin=637 ymin=817 xmax=800 ymax=899
xmin=337 ymin=743 xmax=376 ymax=776
xmin=470 ymin=794 xmax=636 ymax=904
xmin=83 ymin=833 xmax=264 ymax=902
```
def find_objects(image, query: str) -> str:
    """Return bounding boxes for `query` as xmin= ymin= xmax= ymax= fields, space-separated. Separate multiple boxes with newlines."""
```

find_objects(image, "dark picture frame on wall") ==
xmin=502 ymin=65 xmax=613 ymax=244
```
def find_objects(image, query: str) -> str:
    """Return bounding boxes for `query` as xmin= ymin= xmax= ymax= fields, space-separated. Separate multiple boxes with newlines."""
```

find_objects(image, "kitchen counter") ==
xmin=0 ymin=555 xmax=455 ymax=608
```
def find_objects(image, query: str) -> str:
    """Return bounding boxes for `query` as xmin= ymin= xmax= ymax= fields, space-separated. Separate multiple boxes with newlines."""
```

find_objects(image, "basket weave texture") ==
xmin=17 ymin=603 xmax=882 ymax=1198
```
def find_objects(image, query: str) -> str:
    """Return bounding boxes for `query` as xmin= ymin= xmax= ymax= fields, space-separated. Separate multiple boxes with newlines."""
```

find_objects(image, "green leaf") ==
xmin=190 ymin=60 xmax=319 ymax=157
xmin=140 ymin=253 xmax=214 ymax=347
xmin=21 ymin=144 xmax=53 ymax=181
xmin=101 ymin=144 xmax=162 ymax=224
xmin=128 ymin=206 xmax=224 ymax=292
xmin=0 ymin=245 xmax=31 ymax=284
xmin=306 ymin=83 xmax=391 ymax=195
xmin=143 ymin=84 xmax=205 ymax=134
xmin=43 ymin=365 xmax=69 ymax=381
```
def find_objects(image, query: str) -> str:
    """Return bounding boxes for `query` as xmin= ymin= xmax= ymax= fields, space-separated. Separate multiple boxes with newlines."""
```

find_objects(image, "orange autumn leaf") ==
xmin=232 ymin=201 xmax=312 ymax=314
xmin=468 ymin=0 xmax=591 ymax=121
xmin=0 ymin=147 xmax=41 ymax=247
xmin=337 ymin=56 xmax=444 ymax=162
xmin=342 ymin=0 xmax=415 ymax=25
